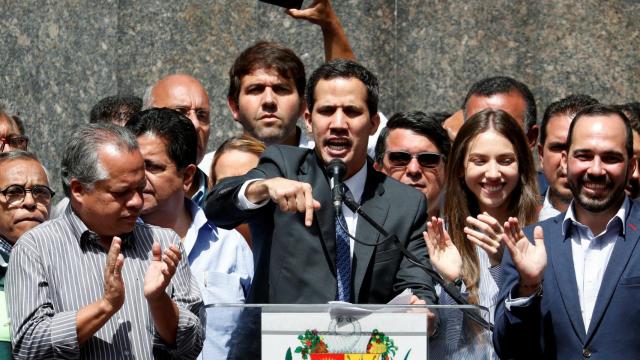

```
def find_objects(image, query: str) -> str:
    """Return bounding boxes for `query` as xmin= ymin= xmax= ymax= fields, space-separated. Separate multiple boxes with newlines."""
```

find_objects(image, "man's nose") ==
xmin=406 ymin=157 xmax=422 ymax=175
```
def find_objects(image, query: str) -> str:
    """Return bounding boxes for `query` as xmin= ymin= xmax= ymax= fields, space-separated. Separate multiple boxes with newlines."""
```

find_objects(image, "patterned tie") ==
xmin=335 ymin=189 xmax=352 ymax=302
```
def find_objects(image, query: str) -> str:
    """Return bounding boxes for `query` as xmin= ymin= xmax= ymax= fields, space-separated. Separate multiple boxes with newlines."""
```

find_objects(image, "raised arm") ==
xmin=286 ymin=0 xmax=356 ymax=61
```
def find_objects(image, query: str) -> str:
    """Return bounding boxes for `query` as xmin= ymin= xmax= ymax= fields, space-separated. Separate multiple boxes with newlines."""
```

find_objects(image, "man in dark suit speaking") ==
xmin=205 ymin=59 xmax=436 ymax=305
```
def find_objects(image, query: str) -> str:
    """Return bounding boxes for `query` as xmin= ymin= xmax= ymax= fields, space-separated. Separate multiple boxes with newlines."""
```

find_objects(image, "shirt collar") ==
xmin=343 ymin=162 xmax=368 ymax=204
xmin=191 ymin=168 xmax=208 ymax=207
xmin=183 ymin=197 xmax=216 ymax=256
xmin=0 ymin=237 xmax=12 ymax=265
xmin=65 ymin=204 xmax=135 ymax=250
xmin=562 ymin=196 xmax=630 ymax=237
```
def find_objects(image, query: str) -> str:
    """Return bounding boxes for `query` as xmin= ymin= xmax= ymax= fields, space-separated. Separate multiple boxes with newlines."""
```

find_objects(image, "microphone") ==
xmin=327 ymin=159 xmax=346 ymax=215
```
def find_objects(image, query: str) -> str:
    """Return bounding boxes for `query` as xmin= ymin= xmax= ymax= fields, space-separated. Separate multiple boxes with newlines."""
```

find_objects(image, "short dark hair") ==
xmin=617 ymin=102 xmax=640 ymax=134
xmin=306 ymin=59 xmax=379 ymax=115
xmin=125 ymin=108 xmax=197 ymax=170
xmin=227 ymin=41 xmax=306 ymax=104
xmin=462 ymin=76 xmax=537 ymax=132
xmin=374 ymin=111 xmax=451 ymax=165
xmin=540 ymin=94 xmax=599 ymax=146
xmin=567 ymin=104 xmax=633 ymax=158
xmin=90 ymin=95 xmax=143 ymax=125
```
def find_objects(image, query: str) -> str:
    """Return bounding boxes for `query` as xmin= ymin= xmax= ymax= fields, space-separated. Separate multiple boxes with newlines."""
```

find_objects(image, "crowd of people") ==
xmin=1 ymin=0 xmax=639 ymax=359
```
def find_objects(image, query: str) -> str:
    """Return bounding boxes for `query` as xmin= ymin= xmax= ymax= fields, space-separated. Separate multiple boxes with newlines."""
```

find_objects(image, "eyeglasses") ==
xmin=0 ymin=135 xmax=29 ymax=152
xmin=0 ymin=184 xmax=55 ymax=205
xmin=385 ymin=151 xmax=444 ymax=168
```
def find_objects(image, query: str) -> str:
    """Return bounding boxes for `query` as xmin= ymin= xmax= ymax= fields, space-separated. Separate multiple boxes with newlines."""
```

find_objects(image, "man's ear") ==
xmin=537 ymin=143 xmax=544 ymax=163
xmin=373 ymin=161 xmax=382 ymax=171
xmin=182 ymin=164 xmax=197 ymax=193
xmin=527 ymin=125 xmax=539 ymax=150
xmin=304 ymin=109 xmax=313 ymax=134
xmin=628 ymin=155 xmax=637 ymax=182
xmin=227 ymin=96 xmax=241 ymax=122
xmin=560 ymin=150 xmax=568 ymax=174
xmin=69 ymin=179 xmax=85 ymax=205
xmin=298 ymin=98 xmax=307 ymax=119
xmin=369 ymin=112 xmax=381 ymax=136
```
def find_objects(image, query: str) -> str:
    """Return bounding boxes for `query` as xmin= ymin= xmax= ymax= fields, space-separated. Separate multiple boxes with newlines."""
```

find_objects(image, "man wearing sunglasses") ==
xmin=0 ymin=151 xmax=52 ymax=357
xmin=374 ymin=112 xmax=451 ymax=218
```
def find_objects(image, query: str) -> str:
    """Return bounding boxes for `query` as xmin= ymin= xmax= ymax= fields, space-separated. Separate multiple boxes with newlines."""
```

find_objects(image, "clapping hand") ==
xmin=102 ymin=236 xmax=125 ymax=313
xmin=502 ymin=218 xmax=547 ymax=297
xmin=424 ymin=217 xmax=463 ymax=282
xmin=464 ymin=212 xmax=505 ymax=266
xmin=144 ymin=242 xmax=181 ymax=301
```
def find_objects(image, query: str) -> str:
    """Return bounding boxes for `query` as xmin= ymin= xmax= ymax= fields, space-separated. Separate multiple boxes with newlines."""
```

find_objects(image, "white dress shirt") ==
xmin=562 ymin=196 xmax=628 ymax=331
xmin=538 ymin=190 xmax=562 ymax=221
xmin=507 ymin=197 xmax=629 ymax=332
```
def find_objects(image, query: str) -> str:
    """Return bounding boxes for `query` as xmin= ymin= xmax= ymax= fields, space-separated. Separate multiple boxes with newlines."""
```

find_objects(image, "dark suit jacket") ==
xmin=493 ymin=199 xmax=640 ymax=359
xmin=205 ymin=145 xmax=437 ymax=304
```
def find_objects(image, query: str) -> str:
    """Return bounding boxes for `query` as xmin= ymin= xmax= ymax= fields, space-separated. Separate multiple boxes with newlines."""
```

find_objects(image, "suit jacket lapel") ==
xmin=353 ymin=169 xmax=389 ymax=300
xmin=299 ymin=154 xmax=336 ymax=273
xmin=585 ymin=202 xmax=640 ymax=341
xmin=549 ymin=217 xmax=587 ymax=341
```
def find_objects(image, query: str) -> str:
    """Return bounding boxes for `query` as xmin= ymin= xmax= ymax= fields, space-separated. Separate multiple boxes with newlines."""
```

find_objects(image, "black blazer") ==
xmin=205 ymin=145 xmax=437 ymax=304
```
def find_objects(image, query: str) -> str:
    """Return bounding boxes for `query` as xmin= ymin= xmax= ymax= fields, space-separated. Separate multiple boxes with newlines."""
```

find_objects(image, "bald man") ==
xmin=144 ymin=74 xmax=211 ymax=207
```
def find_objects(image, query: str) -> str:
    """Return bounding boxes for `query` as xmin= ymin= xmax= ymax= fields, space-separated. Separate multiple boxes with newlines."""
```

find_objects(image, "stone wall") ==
xmin=1 ymin=0 xmax=638 ymax=192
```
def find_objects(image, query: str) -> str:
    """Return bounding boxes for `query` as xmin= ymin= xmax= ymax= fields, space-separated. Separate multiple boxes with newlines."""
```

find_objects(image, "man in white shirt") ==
xmin=494 ymin=104 xmax=640 ymax=359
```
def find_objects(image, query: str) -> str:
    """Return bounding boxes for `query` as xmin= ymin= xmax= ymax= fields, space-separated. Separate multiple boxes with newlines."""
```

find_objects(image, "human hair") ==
xmin=0 ymin=150 xmax=39 ymax=164
xmin=61 ymin=123 xmax=138 ymax=197
xmin=374 ymin=111 xmax=451 ymax=165
xmin=142 ymin=85 xmax=154 ymax=110
xmin=567 ymin=104 xmax=633 ymax=159
xmin=540 ymin=94 xmax=599 ymax=146
xmin=462 ymin=76 xmax=537 ymax=132
xmin=444 ymin=109 xmax=538 ymax=304
xmin=227 ymin=41 xmax=306 ymax=104
xmin=125 ymin=108 xmax=197 ymax=171
xmin=89 ymin=95 xmax=143 ymax=125
xmin=617 ymin=102 xmax=640 ymax=134
xmin=306 ymin=59 xmax=379 ymax=115
xmin=209 ymin=135 xmax=266 ymax=186
xmin=0 ymin=99 xmax=25 ymax=135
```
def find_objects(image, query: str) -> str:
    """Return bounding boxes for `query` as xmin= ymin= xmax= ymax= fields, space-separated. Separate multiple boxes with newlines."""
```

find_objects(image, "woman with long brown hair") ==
xmin=425 ymin=109 xmax=539 ymax=358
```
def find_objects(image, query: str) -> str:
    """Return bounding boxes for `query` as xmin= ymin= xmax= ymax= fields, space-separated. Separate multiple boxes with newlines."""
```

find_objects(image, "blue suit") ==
xmin=493 ymin=199 xmax=640 ymax=359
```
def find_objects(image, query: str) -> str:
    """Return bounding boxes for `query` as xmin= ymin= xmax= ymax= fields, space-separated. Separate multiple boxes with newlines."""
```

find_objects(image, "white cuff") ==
xmin=504 ymin=287 xmax=537 ymax=311
xmin=236 ymin=179 xmax=269 ymax=210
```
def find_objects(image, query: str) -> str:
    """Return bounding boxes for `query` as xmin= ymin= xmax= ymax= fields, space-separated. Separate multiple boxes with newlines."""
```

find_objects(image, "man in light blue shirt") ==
xmin=126 ymin=108 xmax=253 ymax=359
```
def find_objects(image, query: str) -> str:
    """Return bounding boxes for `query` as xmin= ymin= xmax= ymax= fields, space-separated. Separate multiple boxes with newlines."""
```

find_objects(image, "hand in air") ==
xmin=258 ymin=177 xmax=321 ymax=227
xmin=286 ymin=0 xmax=336 ymax=27
xmin=423 ymin=217 xmax=463 ymax=282
xmin=144 ymin=242 xmax=181 ymax=301
xmin=464 ymin=212 xmax=505 ymax=266
xmin=502 ymin=218 xmax=547 ymax=296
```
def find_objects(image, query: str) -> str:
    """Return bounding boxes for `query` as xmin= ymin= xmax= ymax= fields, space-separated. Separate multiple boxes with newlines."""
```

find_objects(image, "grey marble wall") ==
xmin=1 ymin=0 xmax=639 ymax=193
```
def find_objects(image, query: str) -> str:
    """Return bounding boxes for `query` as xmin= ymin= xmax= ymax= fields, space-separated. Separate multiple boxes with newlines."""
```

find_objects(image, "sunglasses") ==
xmin=385 ymin=151 xmax=444 ymax=168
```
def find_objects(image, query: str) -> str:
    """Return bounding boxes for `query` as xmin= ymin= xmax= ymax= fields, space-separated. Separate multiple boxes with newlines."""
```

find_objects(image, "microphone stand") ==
xmin=341 ymin=192 xmax=494 ymax=332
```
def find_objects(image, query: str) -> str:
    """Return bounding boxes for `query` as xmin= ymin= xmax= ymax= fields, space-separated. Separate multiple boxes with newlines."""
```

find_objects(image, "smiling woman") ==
xmin=424 ymin=109 xmax=539 ymax=359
